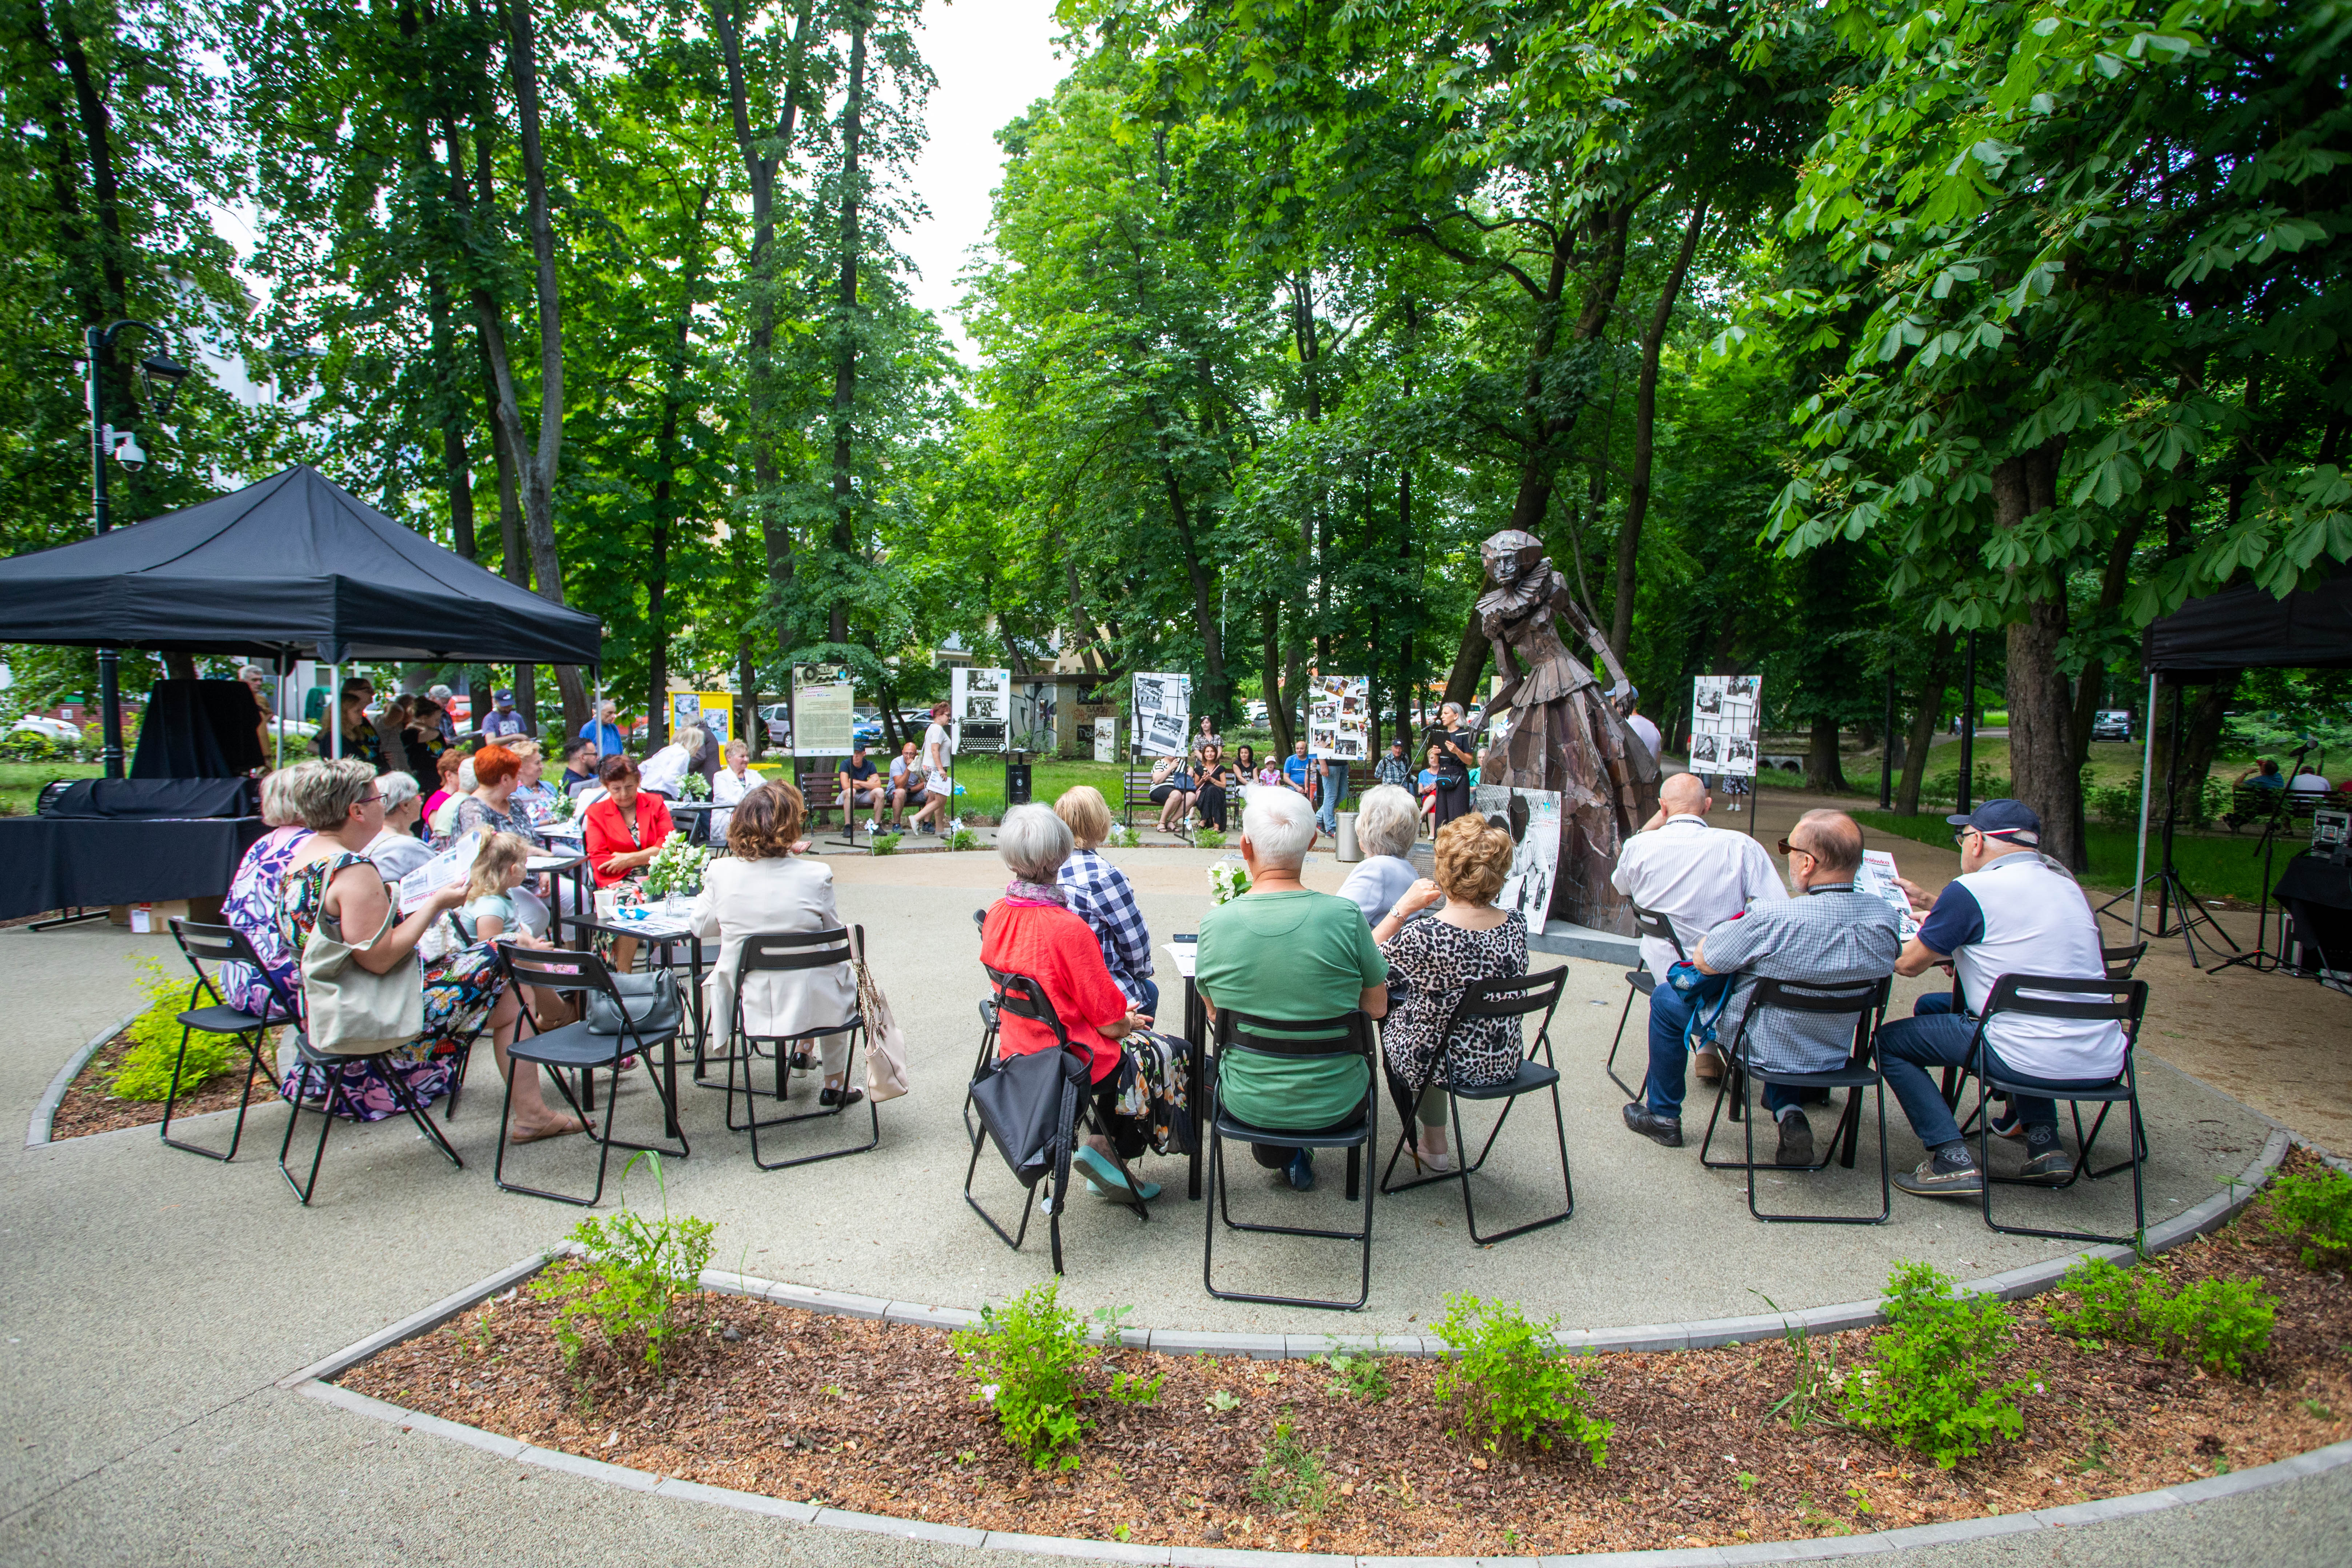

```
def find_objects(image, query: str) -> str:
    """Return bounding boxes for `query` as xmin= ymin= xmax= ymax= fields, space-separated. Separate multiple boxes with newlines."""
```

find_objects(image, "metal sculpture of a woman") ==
xmin=1475 ymin=529 xmax=1660 ymax=933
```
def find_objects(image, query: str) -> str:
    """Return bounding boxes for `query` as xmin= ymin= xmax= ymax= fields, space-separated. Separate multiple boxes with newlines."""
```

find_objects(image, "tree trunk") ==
xmin=1260 ymin=601 xmax=1294 ymax=757
xmin=1897 ymin=627 xmax=1955 ymax=816
xmin=2176 ymin=672 xmax=2238 ymax=827
xmin=2068 ymin=516 xmax=2144 ymax=764
xmin=1993 ymin=439 xmax=2082 ymax=867
xmin=825 ymin=11 xmax=867 ymax=644
xmin=1805 ymin=715 xmax=1848 ymax=794
xmin=738 ymin=639 xmax=761 ymax=759
xmin=709 ymin=0 xmax=817 ymax=658
xmin=1611 ymin=197 xmax=1707 ymax=659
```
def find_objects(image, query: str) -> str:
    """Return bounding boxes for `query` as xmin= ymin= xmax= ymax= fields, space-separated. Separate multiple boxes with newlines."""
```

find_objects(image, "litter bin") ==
xmin=1005 ymin=762 xmax=1033 ymax=805
xmin=1335 ymin=809 xmax=1361 ymax=863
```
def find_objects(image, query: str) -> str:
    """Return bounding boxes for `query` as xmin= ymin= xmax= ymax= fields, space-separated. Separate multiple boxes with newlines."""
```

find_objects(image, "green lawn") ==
xmin=0 ymin=760 xmax=100 ymax=816
xmin=1851 ymin=807 xmax=2286 ymax=904
xmin=767 ymin=755 xmax=1136 ymax=824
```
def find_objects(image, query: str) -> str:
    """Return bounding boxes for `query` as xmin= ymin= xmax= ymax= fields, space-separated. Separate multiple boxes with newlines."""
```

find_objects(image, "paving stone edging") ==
xmin=282 ymin=1127 xmax=2311 ymax=1562
xmin=293 ymin=1373 xmax=2352 ymax=1565
xmin=25 ymin=1008 xmax=139 ymax=1148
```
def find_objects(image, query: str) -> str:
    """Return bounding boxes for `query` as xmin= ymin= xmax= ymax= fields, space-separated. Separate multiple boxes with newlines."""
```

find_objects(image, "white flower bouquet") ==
xmin=643 ymin=830 xmax=708 ymax=900
xmin=678 ymin=770 xmax=711 ymax=801
xmin=552 ymin=790 xmax=577 ymax=822
xmin=1208 ymin=860 xmax=1251 ymax=905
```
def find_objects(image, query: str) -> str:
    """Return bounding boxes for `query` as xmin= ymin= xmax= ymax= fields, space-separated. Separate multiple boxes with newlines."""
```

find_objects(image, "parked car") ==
xmin=11 ymin=715 xmax=81 ymax=743
xmin=760 ymin=703 xmax=791 ymax=746
xmin=2090 ymin=709 xmax=2133 ymax=742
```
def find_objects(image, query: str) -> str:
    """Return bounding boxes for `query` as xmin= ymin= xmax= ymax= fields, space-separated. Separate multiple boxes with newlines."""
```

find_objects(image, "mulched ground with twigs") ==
xmin=47 ymin=1029 xmax=275 ymax=1141
xmin=342 ymin=1154 xmax=2352 ymax=1556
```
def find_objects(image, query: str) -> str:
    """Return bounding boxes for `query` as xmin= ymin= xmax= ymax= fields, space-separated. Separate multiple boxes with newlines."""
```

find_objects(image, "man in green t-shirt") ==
xmin=1195 ymin=784 xmax=1389 ymax=1191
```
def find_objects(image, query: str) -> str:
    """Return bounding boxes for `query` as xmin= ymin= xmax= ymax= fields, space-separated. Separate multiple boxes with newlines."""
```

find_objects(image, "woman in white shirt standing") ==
xmin=639 ymin=724 xmax=703 ymax=799
xmin=691 ymin=781 xmax=862 ymax=1107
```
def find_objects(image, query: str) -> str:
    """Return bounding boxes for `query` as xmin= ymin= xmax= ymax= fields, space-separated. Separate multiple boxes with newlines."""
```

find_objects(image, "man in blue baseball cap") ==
xmin=1877 ymin=799 xmax=2127 ymax=1199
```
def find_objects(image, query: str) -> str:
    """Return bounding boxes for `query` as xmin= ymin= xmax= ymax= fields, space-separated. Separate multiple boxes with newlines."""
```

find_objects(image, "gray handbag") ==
xmin=584 ymin=968 xmax=683 ymax=1038
xmin=299 ymin=896 xmax=426 ymax=1057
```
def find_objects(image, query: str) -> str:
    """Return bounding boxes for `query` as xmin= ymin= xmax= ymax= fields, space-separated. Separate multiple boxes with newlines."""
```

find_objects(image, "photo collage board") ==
xmin=1688 ymin=674 xmax=1762 ymax=777
xmin=1133 ymin=672 xmax=1192 ymax=758
xmin=951 ymin=666 xmax=1011 ymax=753
xmin=1471 ymin=784 xmax=1564 ymax=928
xmin=1307 ymin=673 xmax=1370 ymax=762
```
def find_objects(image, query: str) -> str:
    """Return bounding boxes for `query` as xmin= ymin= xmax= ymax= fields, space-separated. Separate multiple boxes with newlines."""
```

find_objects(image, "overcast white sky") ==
xmin=901 ymin=0 xmax=1073 ymax=358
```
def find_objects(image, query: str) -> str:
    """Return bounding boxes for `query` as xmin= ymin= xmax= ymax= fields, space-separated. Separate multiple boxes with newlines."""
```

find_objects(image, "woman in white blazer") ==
xmin=690 ymin=781 xmax=863 ymax=1106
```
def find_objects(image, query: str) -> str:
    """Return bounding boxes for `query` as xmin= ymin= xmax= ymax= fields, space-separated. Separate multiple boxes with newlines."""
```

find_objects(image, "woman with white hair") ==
xmin=639 ymin=724 xmax=704 ymax=799
xmin=1338 ymin=783 xmax=1421 ymax=925
xmin=364 ymin=770 xmax=435 ymax=883
xmin=978 ymin=803 xmax=1172 ymax=1200
xmin=709 ymin=737 xmax=756 ymax=842
xmin=1194 ymin=786 xmax=1389 ymax=1191
xmin=217 ymin=765 xmax=317 ymax=1015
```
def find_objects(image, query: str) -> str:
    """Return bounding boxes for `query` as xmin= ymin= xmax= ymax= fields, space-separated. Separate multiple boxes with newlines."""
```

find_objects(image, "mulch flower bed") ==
xmin=48 ymin=1029 xmax=274 ymax=1141
xmin=341 ymin=1155 xmax=2352 ymax=1555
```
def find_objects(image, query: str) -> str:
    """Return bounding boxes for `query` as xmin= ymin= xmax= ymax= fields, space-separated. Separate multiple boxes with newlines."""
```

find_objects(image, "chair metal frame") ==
xmin=1379 ymin=968 xmax=1574 ymax=1244
xmin=1203 ymin=1008 xmax=1378 ymax=1312
xmin=964 ymin=964 xmax=1150 ymax=1275
xmin=492 ymin=941 xmax=690 ymax=1207
xmin=276 ymin=1036 xmax=466 ymax=1205
xmin=161 ymin=918 xmax=299 ymax=1161
xmin=719 ymin=925 xmax=879 ymax=1169
xmin=1604 ymin=903 xmax=1681 ymax=1099
xmin=1696 ymin=974 xmax=1893 ymax=1225
xmin=1963 ymin=973 xmax=2151 ymax=1248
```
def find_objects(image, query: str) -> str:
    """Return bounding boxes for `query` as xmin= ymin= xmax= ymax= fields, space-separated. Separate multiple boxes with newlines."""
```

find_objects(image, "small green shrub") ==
xmin=2264 ymin=1168 xmax=2352 ymax=1269
xmin=528 ymin=1151 xmax=714 ymax=1372
xmin=1194 ymin=827 xmax=1226 ymax=848
xmin=109 ymin=957 xmax=245 ymax=1101
xmin=868 ymin=831 xmax=903 ymax=856
xmin=952 ymin=1282 xmax=1154 ymax=1470
xmin=2047 ymin=1258 xmax=2277 ymax=1376
xmin=1108 ymin=826 xmax=1142 ymax=849
xmin=947 ymin=827 xmax=981 ymax=852
xmin=1248 ymin=1419 xmax=1333 ymax=1515
xmin=1755 ymin=1293 xmax=1840 ymax=1432
xmin=1840 ymin=1262 xmax=2031 ymax=1468
xmin=1432 ymin=1293 xmax=1612 ymax=1464
xmin=1313 ymin=1345 xmax=1392 ymax=1403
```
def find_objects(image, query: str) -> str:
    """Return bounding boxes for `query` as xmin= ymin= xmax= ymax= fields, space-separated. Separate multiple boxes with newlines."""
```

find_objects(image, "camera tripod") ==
xmin=2213 ymin=742 xmax=2326 ymax=976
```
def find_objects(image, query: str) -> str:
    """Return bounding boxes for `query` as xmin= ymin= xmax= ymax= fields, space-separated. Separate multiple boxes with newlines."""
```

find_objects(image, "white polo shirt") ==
xmin=1610 ymin=814 xmax=1787 ymax=980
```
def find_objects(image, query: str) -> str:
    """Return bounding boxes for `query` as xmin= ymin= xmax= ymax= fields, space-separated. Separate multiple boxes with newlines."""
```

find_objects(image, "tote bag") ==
xmin=854 ymin=958 xmax=911 ymax=1102
xmin=300 ymin=891 xmax=426 ymax=1057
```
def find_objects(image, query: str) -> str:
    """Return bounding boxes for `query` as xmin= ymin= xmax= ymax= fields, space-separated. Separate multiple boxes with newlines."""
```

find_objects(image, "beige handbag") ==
xmin=300 ymin=881 xmax=426 ymax=1057
xmin=853 ymin=947 xmax=909 ymax=1102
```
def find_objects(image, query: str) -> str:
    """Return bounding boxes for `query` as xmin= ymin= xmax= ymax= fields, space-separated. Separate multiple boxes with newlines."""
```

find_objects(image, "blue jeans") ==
xmin=1645 ymin=974 xmax=1808 ymax=1119
xmin=1316 ymin=788 xmax=1343 ymax=835
xmin=1877 ymin=1003 xmax=2116 ymax=1151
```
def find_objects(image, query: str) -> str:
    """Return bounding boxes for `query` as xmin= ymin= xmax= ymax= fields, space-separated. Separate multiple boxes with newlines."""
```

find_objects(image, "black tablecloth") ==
xmin=2275 ymin=852 xmax=2352 ymax=970
xmin=0 ymin=816 xmax=268 ymax=921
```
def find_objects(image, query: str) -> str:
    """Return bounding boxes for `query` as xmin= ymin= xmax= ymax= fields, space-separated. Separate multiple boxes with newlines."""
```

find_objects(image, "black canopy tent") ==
xmin=0 ymin=465 xmax=604 ymax=923
xmin=2125 ymin=565 xmax=2352 ymax=964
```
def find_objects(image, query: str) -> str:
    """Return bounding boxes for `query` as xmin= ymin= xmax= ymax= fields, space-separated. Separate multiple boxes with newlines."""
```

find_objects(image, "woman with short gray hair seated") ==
xmin=977 ymin=803 xmax=1179 ymax=1201
xmin=364 ymin=770 xmax=435 ymax=884
xmin=1338 ymin=783 xmax=1421 ymax=925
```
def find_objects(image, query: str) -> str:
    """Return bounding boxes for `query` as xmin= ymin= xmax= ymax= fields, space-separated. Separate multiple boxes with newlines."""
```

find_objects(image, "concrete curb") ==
xmin=292 ymin=1376 xmax=2352 ymax=1564
xmin=26 ymin=1008 xmax=139 ymax=1148
xmin=276 ymin=1248 xmax=559 ymax=1389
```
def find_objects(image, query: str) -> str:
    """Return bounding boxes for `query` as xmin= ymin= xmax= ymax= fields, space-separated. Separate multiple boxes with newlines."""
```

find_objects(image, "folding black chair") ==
xmin=1379 ymin=968 xmax=1574 ymax=1244
xmin=492 ymin=943 xmax=690 ymax=1207
xmin=1203 ymin=1009 xmax=1378 ymax=1311
xmin=159 ymin=919 xmax=298 ymax=1161
xmin=962 ymin=908 xmax=997 ymax=1142
xmin=1966 ymin=973 xmax=2151 ymax=1247
xmin=1604 ymin=903 xmax=1680 ymax=1098
xmin=1697 ymin=974 xmax=1893 ymax=1225
xmin=719 ymin=925 xmax=879 ymax=1169
xmin=964 ymin=965 xmax=1150 ymax=1274
xmin=277 ymin=1037 xmax=466 ymax=1206
xmin=2103 ymin=941 xmax=2147 ymax=980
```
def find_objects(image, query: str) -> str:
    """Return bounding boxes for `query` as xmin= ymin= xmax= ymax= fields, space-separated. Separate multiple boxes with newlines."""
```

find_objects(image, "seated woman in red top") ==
xmin=583 ymin=753 xmax=675 ymax=888
xmin=978 ymin=803 xmax=1172 ymax=1201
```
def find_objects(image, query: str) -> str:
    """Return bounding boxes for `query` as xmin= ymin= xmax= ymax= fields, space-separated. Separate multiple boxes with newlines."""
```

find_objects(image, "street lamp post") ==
xmin=81 ymin=320 xmax=190 ymax=779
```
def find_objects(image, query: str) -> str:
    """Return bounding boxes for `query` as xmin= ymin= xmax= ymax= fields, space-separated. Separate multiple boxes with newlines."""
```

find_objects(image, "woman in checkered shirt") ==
xmin=1052 ymin=786 xmax=1159 ymax=1016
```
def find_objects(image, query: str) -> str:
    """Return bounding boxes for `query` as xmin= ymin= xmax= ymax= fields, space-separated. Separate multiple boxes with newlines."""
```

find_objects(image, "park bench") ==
xmin=797 ymin=767 xmax=844 ymax=827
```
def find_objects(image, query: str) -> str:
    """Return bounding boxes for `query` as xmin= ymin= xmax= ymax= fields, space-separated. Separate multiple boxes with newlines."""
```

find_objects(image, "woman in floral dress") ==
xmin=1371 ymin=813 xmax=1530 ymax=1173
xmin=218 ymin=767 xmax=314 ymax=1017
xmin=273 ymin=759 xmax=568 ymax=1133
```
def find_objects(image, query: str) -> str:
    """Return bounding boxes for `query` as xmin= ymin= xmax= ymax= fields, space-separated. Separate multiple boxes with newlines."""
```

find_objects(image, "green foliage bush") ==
xmin=2045 ymin=1258 xmax=2275 ymax=1376
xmin=868 ymin=831 xmax=902 ymax=856
xmin=109 ymin=957 xmax=245 ymax=1101
xmin=1313 ymin=1345 xmax=1391 ymax=1403
xmin=2264 ymin=1168 xmax=2352 ymax=1269
xmin=947 ymin=827 xmax=981 ymax=852
xmin=952 ymin=1282 xmax=1158 ymax=1471
xmin=1840 ymin=1262 xmax=2031 ymax=1468
xmin=1194 ymin=827 xmax=1226 ymax=848
xmin=1108 ymin=827 xmax=1142 ymax=849
xmin=529 ymin=1152 xmax=714 ymax=1372
xmin=1431 ymin=1293 xmax=1612 ymax=1464
xmin=1249 ymin=1419 xmax=1332 ymax=1515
